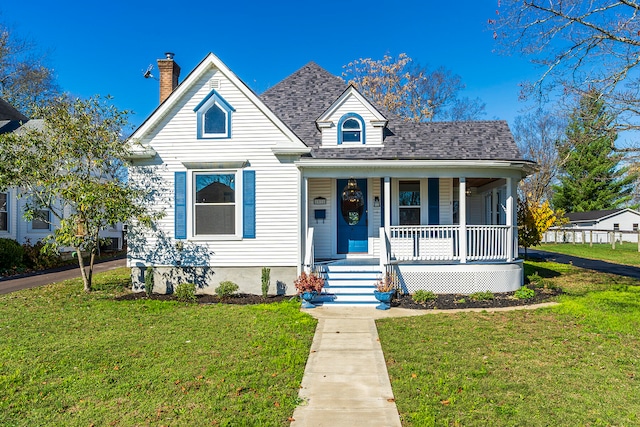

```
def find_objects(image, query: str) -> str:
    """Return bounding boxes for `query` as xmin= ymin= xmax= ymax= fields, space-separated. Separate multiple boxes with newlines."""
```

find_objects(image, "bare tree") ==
xmin=0 ymin=22 xmax=59 ymax=116
xmin=493 ymin=0 xmax=640 ymax=140
xmin=513 ymin=109 xmax=567 ymax=203
xmin=343 ymin=53 xmax=485 ymax=122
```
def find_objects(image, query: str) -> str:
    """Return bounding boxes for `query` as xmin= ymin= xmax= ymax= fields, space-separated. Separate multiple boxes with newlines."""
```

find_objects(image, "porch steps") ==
xmin=314 ymin=262 xmax=381 ymax=306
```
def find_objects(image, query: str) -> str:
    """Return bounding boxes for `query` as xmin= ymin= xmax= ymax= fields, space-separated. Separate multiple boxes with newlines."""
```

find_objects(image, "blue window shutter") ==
xmin=243 ymin=170 xmax=256 ymax=238
xmin=428 ymin=178 xmax=439 ymax=225
xmin=175 ymin=172 xmax=187 ymax=239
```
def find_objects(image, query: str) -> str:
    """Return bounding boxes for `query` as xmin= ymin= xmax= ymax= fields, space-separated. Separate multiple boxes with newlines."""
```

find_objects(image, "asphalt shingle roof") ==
xmin=0 ymin=97 xmax=27 ymax=121
xmin=567 ymin=209 xmax=625 ymax=222
xmin=259 ymin=62 xmax=525 ymax=161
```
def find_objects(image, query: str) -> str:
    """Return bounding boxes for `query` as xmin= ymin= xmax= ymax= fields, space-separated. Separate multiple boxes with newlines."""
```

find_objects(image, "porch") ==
xmin=301 ymin=172 xmax=523 ymax=301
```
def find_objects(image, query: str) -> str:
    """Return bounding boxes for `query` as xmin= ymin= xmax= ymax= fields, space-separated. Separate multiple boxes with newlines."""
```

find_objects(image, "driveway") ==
xmin=525 ymin=248 xmax=640 ymax=280
xmin=0 ymin=257 xmax=127 ymax=295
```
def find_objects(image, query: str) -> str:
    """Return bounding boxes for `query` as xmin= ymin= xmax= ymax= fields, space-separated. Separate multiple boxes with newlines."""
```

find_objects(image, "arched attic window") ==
xmin=338 ymin=113 xmax=365 ymax=145
xmin=194 ymin=89 xmax=235 ymax=139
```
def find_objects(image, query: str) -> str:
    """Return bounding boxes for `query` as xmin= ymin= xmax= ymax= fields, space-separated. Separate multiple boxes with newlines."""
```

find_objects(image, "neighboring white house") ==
xmin=126 ymin=52 xmax=535 ymax=304
xmin=0 ymin=98 xmax=125 ymax=252
xmin=544 ymin=208 xmax=640 ymax=244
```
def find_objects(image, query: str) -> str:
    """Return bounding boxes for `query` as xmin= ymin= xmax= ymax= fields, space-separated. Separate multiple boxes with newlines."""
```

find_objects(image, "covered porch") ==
xmin=299 ymin=161 xmax=524 ymax=295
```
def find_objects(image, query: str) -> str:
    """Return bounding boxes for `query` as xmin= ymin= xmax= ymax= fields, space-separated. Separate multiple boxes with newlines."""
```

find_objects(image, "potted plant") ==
xmin=374 ymin=271 xmax=397 ymax=310
xmin=294 ymin=271 xmax=325 ymax=308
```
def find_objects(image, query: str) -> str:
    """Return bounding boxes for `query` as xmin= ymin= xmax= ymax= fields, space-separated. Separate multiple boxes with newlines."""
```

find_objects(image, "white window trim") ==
xmin=188 ymin=169 xmax=243 ymax=241
xmin=28 ymin=209 xmax=52 ymax=233
xmin=201 ymin=101 xmax=229 ymax=138
xmin=0 ymin=191 xmax=9 ymax=233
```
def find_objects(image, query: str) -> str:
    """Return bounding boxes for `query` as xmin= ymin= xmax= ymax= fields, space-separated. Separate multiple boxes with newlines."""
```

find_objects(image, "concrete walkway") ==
xmin=290 ymin=303 xmax=558 ymax=426
xmin=290 ymin=308 xmax=401 ymax=427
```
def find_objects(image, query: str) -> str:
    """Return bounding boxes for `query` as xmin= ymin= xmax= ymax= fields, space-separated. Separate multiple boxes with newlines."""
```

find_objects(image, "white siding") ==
xmin=320 ymin=94 xmax=384 ymax=147
xmin=129 ymin=67 xmax=302 ymax=268
xmin=439 ymin=178 xmax=453 ymax=225
xmin=308 ymin=178 xmax=333 ymax=259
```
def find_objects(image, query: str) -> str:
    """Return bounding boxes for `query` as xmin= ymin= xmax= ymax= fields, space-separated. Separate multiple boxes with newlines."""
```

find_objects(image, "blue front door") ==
xmin=337 ymin=178 xmax=368 ymax=253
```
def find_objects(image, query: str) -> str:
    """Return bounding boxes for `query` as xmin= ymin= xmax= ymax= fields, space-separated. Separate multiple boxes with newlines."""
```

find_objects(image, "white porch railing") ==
xmin=389 ymin=225 xmax=515 ymax=262
xmin=304 ymin=227 xmax=315 ymax=273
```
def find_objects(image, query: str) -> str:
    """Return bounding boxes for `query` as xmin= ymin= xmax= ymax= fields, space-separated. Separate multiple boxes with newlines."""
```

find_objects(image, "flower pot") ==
xmin=301 ymin=291 xmax=318 ymax=308
xmin=374 ymin=289 xmax=395 ymax=310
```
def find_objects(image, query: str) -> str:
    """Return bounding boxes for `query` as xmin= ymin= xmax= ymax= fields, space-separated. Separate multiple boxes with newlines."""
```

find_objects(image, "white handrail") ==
xmin=379 ymin=227 xmax=390 ymax=271
xmin=304 ymin=227 xmax=315 ymax=274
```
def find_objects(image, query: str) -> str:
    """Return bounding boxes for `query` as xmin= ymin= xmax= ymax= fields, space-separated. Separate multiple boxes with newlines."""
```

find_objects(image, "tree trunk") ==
xmin=75 ymin=247 xmax=91 ymax=292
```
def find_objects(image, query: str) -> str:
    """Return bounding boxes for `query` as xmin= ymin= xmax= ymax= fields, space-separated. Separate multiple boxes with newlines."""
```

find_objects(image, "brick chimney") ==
xmin=157 ymin=52 xmax=181 ymax=103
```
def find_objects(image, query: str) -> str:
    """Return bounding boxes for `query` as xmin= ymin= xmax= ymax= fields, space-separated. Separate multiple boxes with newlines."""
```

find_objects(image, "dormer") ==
xmin=316 ymin=85 xmax=388 ymax=147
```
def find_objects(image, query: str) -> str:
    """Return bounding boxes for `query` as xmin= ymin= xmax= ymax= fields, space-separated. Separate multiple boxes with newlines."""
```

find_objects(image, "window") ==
xmin=399 ymin=181 xmax=421 ymax=225
xmin=633 ymin=223 xmax=638 ymax=232
xmin=194 ymin=89 xmax=235 ymax=139
xmin=0 ymin=192 xmax=7 ymax=231
xmin=194 ymin=173 xmax=236 ymax=235
xmin=338 ymin=113 xmax=365 ymax=144
xmin=614 ymin=223 xmax=620 ymax=231
xmin=31 ymin=209 xmax=50 ymax=231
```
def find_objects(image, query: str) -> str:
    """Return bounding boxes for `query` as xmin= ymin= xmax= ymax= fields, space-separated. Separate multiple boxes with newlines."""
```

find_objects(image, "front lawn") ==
xmin=535 ymin=242 xmax=640 ymax=266
xmin=378 ymin=260 xmax=640 ymax=426
xmin=0 ymin=268 xmax=317 ymax=426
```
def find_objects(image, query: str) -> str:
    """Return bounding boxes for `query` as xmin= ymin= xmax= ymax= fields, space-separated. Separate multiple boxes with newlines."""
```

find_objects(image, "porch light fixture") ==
xmin=374 ymin=196 xmax=380 ymax=207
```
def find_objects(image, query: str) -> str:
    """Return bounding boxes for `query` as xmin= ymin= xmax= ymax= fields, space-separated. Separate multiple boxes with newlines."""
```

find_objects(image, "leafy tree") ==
xmin=513 ymin=109 xmax=567 ymax=203
xmin=518 ymin=198 xmax=565 ymax=258
xmin=0 ymin=95 xmax=155 ymax=292
xmin=552 ymin=91 xmax=636 ymax=212
xmin=342 ymin=53 xmax=485 ymax=122
xmin=0 ymin=22 xmax=59 ymax=116
xmin=494 ymin=0 xmax=640 ymax=137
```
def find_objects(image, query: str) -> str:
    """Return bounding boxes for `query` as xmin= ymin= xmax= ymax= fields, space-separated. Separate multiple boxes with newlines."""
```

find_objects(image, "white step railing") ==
xmin=304 ymin=227 xmax=314 ymax=274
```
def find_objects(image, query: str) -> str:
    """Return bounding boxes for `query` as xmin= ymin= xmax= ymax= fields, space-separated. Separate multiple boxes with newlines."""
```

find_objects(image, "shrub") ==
xmin=294 ymin=272 xmax=324 ymax=295
xmin=469 ymin=291 xmax=494 ymax=301
xmin=514 ymin=286 xmax=535 ymax=300
xmin=215 ymin=281 xmax=239 ymax=299
xmin=175 ymin=282 xmax=197 ymax=302
xmin=261 ymin=267 xmax=271 ymax=298
xmin=144 ymin=267 xmax=154 ymax=296
xmin=22 ymin=240 xmax=60 ymax=270
xmin=413 ymin=290 xmax=437 ymax=304
xmin=0 ymin=238 xmax=24 ymax=271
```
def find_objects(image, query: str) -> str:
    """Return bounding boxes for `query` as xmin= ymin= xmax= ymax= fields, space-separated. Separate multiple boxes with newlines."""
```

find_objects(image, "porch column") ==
xmin=384 ymin=177 xmax=391 ymax=235
xmin=506 ymin=177 xmax=514 ymax=261
xmin=459 ymin=177 xmax=467 ymax=263
xmin=301 ymin=176 xmax=309 ymax=272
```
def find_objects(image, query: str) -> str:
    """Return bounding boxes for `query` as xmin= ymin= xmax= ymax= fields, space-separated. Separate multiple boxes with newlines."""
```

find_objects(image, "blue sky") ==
xmin=1 ymin=0 xmax=540 ymax=129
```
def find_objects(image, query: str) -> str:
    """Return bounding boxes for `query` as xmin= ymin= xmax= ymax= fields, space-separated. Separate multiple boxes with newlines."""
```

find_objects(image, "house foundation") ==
xmin=131 ymin=266 xmax=297 ymax=295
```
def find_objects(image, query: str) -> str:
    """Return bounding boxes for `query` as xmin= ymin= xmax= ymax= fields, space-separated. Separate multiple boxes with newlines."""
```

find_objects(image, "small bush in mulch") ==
xmin=393 ymin=287 xmax=562 ymax=310
xmin=116 ymin=292 xmax=291 ymax=305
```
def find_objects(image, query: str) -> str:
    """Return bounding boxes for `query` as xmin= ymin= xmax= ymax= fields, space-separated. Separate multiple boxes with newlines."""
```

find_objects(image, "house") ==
xmin=0 ymin=98 xmax=125 ymax=252
xmin=544 ymin=208 xmax=640 ymax=244
xmin=126 ymin=52 xmax=534 ymax=303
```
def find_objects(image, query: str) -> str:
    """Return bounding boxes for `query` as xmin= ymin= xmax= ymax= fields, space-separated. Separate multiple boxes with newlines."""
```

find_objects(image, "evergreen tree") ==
xmin=552 ymin=91 xmax=635 ymax=212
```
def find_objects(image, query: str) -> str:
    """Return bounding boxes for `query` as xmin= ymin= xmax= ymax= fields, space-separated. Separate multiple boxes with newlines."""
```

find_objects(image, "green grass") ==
xmin=535 ymin=242 xmax=640 ymax=266
xmin=0 ymin=268 xmax=317 ymax=426
xmin=378 ymin=260 xmax=640 ymax=426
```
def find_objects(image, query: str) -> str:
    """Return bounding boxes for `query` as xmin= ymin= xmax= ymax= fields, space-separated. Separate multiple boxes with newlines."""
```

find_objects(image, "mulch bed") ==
xmin=116 ymin=288 xmax=561 ymax=309
xmin=116 ymin=292 xmax=291 ymax=304
xmin=392 ymin=287 xmax=562 ymax=310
